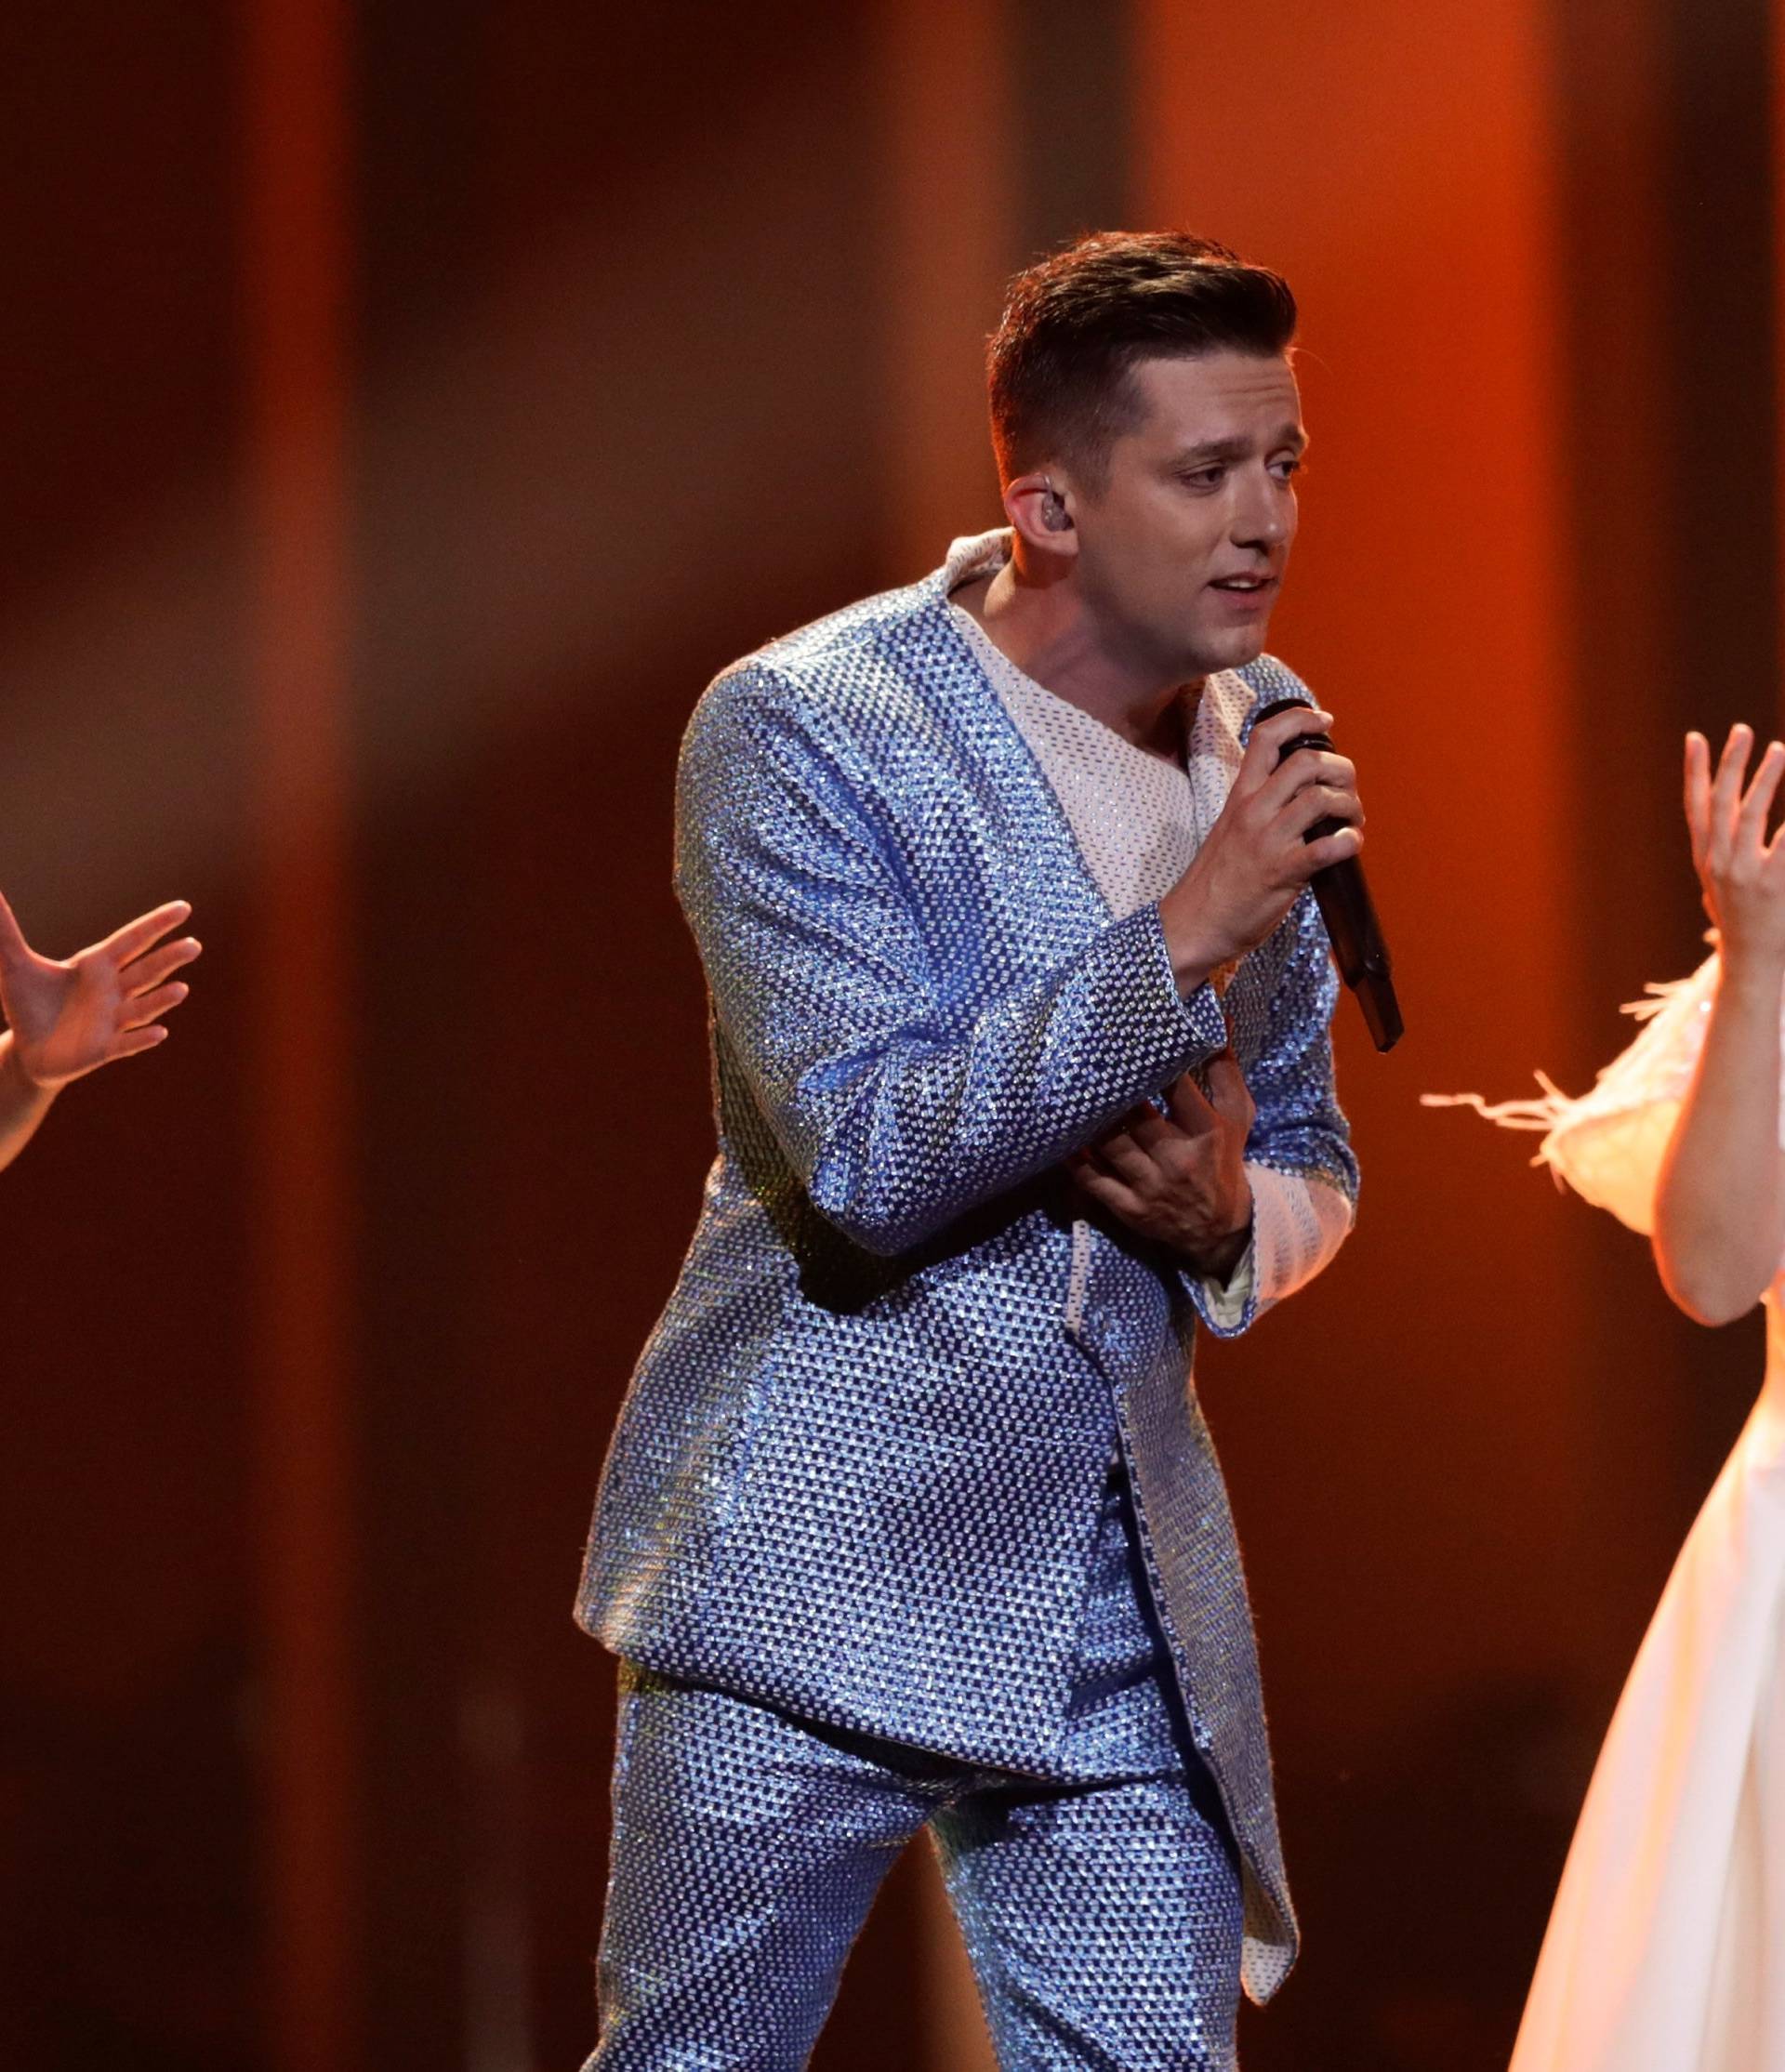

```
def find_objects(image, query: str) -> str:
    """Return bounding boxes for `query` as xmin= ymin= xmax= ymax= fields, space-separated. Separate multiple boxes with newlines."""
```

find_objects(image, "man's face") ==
xmin=1066 ymin=350 xmax=1304 ymax=681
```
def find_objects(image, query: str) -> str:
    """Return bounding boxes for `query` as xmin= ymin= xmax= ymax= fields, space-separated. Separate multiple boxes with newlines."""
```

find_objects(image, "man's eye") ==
xmin=1180 ymin=468 xmax=1224 ymax=491
xmin=1270 ymin=456 xmax=1303 ymax=482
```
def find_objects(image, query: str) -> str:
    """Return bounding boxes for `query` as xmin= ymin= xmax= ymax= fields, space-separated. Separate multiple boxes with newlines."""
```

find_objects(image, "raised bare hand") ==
xmin=1685 ymin=725 xmax=1785 ymax=975
xmin=0 ymin=891 xmax=201 ymax=1090
xmin=1159 ymin=703 xmax=1362 ymax=989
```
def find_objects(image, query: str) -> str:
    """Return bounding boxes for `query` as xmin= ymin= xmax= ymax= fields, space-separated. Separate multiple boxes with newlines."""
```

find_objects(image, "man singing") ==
xmin=577 ymin=231 xmax=1362 ymax=2071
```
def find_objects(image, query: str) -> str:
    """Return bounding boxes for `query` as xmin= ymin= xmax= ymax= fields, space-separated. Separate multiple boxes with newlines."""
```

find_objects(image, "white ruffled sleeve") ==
xmin=1425 ymin=954 xmax=1723 ymax=1236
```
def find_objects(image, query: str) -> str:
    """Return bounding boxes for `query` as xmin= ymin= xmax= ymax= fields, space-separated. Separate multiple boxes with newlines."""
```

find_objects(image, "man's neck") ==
xmin=953 ymin=555 xmax=1199 ymax=762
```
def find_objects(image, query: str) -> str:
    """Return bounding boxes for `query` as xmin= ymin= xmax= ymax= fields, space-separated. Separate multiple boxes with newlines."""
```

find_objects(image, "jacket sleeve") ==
xmin=677 ymin=666 xmax=1230 ymax=1256
xmin=1184 ymin=890 xmax=1358 ymax=1339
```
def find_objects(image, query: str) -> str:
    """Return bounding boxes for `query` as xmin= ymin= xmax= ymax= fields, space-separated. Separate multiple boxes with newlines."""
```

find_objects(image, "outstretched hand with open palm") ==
xmin=0 ymin=891 xmax=200 ymax=1090
xmin=1686 ymin=724 xmax=1785 ymax=976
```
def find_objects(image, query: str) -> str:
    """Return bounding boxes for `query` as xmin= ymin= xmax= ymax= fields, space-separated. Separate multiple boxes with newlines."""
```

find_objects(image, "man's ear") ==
xmin=1004 ymin=471 xmax=1080 ymax=560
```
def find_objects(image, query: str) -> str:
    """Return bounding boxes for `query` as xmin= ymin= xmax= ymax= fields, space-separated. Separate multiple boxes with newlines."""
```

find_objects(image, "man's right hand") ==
xmin=1160 ymin=702 xmax=1363 ymax=992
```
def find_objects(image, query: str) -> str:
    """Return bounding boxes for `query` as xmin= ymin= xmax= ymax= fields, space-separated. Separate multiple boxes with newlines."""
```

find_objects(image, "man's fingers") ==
xmin=1260 ymin=748 xmax=1357 ymax=821
xmin=1304 ymin=823 xmax=1365 ymax=872
xmin=1121 ymin=1104 xmax=1199 ymax=1158
xmin=1280 ymin=779 xmax=1364 ymax=838
xmin=96 ymin=899 xmax=192 ymax=967
xmin=121 ymin=936 xmax=203 ymax=996
xmin=1235 ymin=705 xmax=1334 ymax=797
xmin=1164 ymin=1062 xmax=1251 ymax=1132
xmin=1273 ymin=794 xmax=1366 ymax=878
xmin=1164 ymin=1071 xmax=1216 ymax=1131
xmin=1201 ymin=1049 xmax=1254 ymax=1127
xmin=1067 ymin=1158 xmax=1150 ymax=1224
xmin=1076 ymin=1128 xmax=1157 ymax=1190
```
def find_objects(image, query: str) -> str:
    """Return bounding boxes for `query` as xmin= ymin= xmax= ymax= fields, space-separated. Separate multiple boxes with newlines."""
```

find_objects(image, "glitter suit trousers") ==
xmin=587 ymin=1472 xmax=1244 ymax=2072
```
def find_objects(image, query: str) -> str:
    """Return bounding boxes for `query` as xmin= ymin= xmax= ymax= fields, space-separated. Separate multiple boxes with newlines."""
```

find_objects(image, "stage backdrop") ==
xmin=0 ymin=3 xmax=1776 ymax=2068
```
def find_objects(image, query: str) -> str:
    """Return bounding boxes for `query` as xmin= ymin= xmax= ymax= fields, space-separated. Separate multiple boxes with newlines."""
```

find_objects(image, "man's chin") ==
xmin=1185 ymin=623 xmax=1272 ymax=676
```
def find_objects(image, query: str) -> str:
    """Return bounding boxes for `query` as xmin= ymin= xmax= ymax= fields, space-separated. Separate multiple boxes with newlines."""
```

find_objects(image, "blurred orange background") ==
xmin=0 ymin=2 xmax=1777 ymax=2066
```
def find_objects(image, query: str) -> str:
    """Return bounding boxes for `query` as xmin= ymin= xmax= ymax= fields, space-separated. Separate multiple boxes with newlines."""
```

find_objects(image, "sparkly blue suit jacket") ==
xmin=579 ymin=559 xmax=1356 ymax=1999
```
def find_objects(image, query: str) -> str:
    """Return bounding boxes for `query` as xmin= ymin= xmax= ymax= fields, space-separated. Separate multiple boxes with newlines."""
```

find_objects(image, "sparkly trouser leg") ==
xmin=586 ymin=1668 xmax=1242 ymax=2072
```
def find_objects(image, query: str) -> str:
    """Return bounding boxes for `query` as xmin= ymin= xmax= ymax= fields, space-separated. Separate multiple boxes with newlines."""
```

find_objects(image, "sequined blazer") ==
xmin=578 ymin=552 xmax=1357 ymax=1999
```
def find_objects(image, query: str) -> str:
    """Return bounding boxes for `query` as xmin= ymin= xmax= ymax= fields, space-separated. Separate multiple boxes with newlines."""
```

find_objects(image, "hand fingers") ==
xmin=1279 ymin=781 xmax=1365 ymax=843
xmin=1098 ymin=1089 xmax=1235 ymax=1156
xmin=120 ymin=935 xmax=202 ymax=996
xmin=1254 ymin=755 xmax=1364 ymax=881
xmin=1303 ymin=823 xmax=1365 ymax=872
xmin=1715 ymin=721 xmax=1754 ymax=789
xmin=96 ymin=899 xmax=192 ymax=967
xmin=1236 ymin=706 xmax=1334 ymax=797
xmin=1200 ymin=1049 xmax=1255 ymax=1128
xmin=1089 ymin=1070 xmax=1252 ymax=1168
xmin=1259 ymin=746 xmax=1357 ymax=818
xmin=1738 ymin=740 xmax=1785 ymax=848
xmin=108 ymin=1024 xmax=170 ymax=1060
xmin=1073 ymin=1128 xmax=1158 ymax=1190
xmin=1165 ymin=1059 xmax=1252 ymax=1134
xmin=0 ymin=888 xmax=27 ymax=969
xmin=120 ymin=981 xmax=191 ymax=1031
xmin=1708 ymin=725 xmax=1753 ymax=866
xmin=1067 ymin=1159 xmax=1150 ymax=1223
xmin=1164 ymin=1070 xmax=1217 ymax=1131
xmin=1685 ymin=731 xmax=1712 ymax=860
xmin=1117 ymin=1107 xmax=1183 ymax=1158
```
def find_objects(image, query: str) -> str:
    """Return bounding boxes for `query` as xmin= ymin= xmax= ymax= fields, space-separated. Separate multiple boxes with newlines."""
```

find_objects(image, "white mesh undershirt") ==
xmin=948 ymin=597 xmax=1257 ymax=1324
xmin=948 ymin=601 xmax=1210 ymax=920
xmin=946 ymin=585 xmax=1352 ymax=1318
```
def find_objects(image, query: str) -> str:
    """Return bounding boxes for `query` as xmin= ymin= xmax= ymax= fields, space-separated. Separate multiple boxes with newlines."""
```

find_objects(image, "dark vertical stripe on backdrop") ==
xmin=1554 ymin=0 xmax=1778 ymax=1531
xmin=1661 ymin=0 xmax=1778 ymax=747
xmin=1659 ymin=0 xmax=1779 ymax=1494
xmin=1012 ymin=0 xmax=1135 ymax=257
xmin=350 ymin=3 xmax=484 ymax=2064
xmin=1556 ymin=0 xmax=1778 ymax=1007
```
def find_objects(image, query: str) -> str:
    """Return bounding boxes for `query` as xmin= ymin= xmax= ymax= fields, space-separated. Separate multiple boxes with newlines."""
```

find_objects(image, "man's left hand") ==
xmin=1066 ymin=1053 xmax=1255 ymax=1278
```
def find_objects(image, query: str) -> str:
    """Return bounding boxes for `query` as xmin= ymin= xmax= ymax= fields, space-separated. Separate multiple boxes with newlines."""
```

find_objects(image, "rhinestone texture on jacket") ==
xmin=577 ymin=539 xmax=1357 ymax=2000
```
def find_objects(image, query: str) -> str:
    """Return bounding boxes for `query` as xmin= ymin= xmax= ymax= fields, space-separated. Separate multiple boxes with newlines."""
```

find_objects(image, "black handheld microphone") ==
xmin=1253 ymin=696 xmax=1403 ymax=1052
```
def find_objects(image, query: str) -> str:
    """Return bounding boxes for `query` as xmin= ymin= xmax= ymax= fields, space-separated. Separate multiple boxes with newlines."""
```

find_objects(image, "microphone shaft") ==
xmin=1253 ymin=697 xmax=1403 ymax=1052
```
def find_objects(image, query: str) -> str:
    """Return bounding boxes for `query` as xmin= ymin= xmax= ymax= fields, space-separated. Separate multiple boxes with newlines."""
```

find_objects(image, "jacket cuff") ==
xmin=1125 ymin=903 xmax=1228 ymax=1063
xmin=1248 ymin=1163 xmax=1355 ymax=1306
xmin=1188 ymin=1231 xmax=1257 ymax=1336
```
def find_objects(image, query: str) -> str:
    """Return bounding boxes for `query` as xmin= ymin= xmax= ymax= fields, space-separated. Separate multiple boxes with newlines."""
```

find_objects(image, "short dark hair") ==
xmin=986 ymin=231 xmax=1297 ymax=486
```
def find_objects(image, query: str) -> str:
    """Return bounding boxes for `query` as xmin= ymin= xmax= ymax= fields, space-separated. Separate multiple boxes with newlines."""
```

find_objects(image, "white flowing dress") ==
xmin=1472 ymin=956 xmax=1785 ymax=2071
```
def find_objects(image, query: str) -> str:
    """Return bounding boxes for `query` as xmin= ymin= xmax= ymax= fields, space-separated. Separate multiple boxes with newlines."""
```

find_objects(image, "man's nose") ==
xmin=1232 ymin=472 xmax=1290 ymax=549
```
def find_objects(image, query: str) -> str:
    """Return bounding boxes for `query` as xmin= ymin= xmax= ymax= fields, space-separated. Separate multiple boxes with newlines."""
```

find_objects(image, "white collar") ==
xmin=940 ymin=527 xmax=1013 ymax=592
